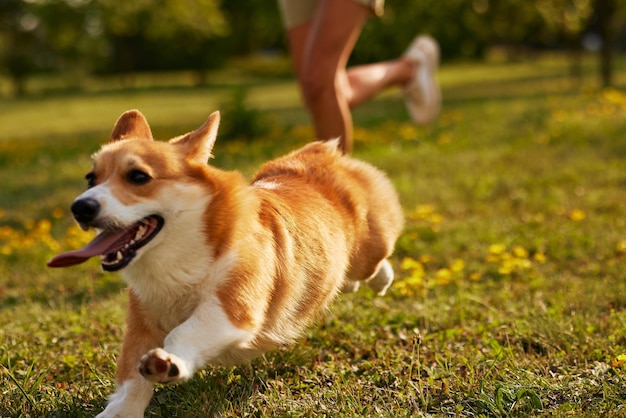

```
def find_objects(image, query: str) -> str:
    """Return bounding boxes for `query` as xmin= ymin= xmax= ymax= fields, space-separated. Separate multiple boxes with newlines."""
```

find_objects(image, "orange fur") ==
xmin=76 ymin=110 xmax=403 ymax=417
xmin=115 ymin=291 xmax=165 ymax=383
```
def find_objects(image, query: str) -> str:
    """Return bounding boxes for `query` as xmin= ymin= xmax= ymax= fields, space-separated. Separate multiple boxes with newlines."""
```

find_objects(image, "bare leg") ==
xmin=284 ymin=0 xmax=431 ymax=153
xmin=345 ymin=60 xmax=415 ymax=108
xmin=286 ymin=0 xmax=369 ymax=154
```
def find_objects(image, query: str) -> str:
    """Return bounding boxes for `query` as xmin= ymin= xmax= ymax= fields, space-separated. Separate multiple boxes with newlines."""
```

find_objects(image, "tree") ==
xmin=537 ymin=0 xmax=626 ymax=87
xmin=35 ymin=0 xmax=106 ymax=85
xmin=0 ymin=0 xmax=46 ymax=96
xmin=220 ymin=0 xmax=284 ymax=55
xmin=2 ymin=0 xmax=624 ymax=94
xmin=0 ymin=0 xmax=228 ymax=94
xmin=95 ymin=0 xmax=228 ymax=80
xmin=592 ymin=0 xmax=620 ymax=87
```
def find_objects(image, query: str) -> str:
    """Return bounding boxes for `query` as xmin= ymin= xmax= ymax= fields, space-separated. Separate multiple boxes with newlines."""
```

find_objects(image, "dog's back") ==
xmin=253 ymin=140 xmax=403 ymax=285
xmin=213 ymin=140 xmax=404 ymax=357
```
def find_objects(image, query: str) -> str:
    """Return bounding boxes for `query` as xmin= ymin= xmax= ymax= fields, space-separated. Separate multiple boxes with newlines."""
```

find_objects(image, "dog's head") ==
xmin=48 ymin=109 xmax=220 ymax=271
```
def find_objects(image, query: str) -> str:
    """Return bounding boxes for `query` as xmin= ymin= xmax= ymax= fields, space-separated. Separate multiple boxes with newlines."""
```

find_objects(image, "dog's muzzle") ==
xmin=72 ymin=198 xmax=101 ymax=225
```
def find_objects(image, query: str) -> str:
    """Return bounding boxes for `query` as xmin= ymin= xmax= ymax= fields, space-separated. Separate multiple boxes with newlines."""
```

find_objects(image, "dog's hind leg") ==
xmin=341 ymin=279 xmax=361 ymax=293
xmin=365 ymin=259 xmax=394 ymax=296
xmin=138 ymin=295 xmax=255 ymax=384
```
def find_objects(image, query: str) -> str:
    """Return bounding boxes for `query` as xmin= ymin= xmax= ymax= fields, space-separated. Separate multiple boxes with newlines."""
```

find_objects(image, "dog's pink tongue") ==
xmin=47 ymin=229 xmax=126 ymax=268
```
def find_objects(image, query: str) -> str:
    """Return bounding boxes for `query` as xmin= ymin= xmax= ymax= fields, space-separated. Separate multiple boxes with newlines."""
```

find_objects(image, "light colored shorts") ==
xmin=278 ymin=0 xmax=384 ymax=29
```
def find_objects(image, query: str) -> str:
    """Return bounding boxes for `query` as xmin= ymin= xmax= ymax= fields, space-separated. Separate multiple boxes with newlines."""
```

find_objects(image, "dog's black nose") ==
xmin=71 ymin=198 xmax=101 ymax=223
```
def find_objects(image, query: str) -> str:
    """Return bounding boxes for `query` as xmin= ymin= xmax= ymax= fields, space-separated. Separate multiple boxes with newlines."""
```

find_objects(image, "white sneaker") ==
xmin=403 ymin=35 xmax=441 ymax=125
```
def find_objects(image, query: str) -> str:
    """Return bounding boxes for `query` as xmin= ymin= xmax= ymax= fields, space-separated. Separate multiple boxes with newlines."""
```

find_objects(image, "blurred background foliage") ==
xmin=1 ymin=0 xmax=625 ymax=96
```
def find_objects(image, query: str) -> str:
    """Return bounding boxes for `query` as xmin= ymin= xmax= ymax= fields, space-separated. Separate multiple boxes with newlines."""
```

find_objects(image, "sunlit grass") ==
xmin=1 ymin=55 xmax=626 ymax=416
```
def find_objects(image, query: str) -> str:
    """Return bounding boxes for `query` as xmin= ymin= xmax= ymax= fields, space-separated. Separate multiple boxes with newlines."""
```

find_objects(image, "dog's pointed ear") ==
xmin=170 ymin=111 xmax=220 ymax=163
xmin=110 ymin=110 xmax=153 ymax=143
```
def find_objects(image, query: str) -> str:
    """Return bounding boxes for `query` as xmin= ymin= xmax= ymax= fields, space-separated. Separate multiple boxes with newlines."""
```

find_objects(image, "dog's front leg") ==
xmin=96 ymin=378 xmax=153 ymax=418
xmin=138 ymin=295 xmax=254 ymax=384
xmin=97 ymin=291 xmax=164 ymax=418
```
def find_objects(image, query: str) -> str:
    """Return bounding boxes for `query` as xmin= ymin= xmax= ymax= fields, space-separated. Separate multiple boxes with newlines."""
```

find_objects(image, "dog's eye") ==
xmin=127 ymin=169 xmax=151 ymax=185
xmin=85 ymin=172 xmax=96 ymax=188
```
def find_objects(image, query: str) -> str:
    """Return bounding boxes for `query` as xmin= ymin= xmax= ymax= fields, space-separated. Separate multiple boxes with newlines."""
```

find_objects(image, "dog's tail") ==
xmin=323 ymin=138 xmax=342 ymax=152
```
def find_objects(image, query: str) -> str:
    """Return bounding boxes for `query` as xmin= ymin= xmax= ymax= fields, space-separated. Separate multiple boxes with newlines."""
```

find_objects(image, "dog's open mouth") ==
xmin=47 ymin=215 xmax=164 ymax=271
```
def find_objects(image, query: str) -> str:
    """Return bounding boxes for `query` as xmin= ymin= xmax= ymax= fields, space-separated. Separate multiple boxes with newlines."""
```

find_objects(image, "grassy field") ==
xmin=1 ymin=55 xmax=626 ymax=417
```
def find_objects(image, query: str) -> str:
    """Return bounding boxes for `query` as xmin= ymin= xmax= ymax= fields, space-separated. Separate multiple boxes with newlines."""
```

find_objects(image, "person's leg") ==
xmin=286 ymin=0 xmax=370 ymax=153
xmin=344 ymin=60 xmax=415 ymax=108
xmin=337 ymin=36 xmax=441 ymax=126
xmin=283 ymin=0 xmax=440 ymax=152
xmin=344 ymin=36 xmax=440 ymax=120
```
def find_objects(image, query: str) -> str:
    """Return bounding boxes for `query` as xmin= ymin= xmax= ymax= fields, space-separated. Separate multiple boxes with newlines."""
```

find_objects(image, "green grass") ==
xmin=2 ymin=54 xmax=626 ymax=417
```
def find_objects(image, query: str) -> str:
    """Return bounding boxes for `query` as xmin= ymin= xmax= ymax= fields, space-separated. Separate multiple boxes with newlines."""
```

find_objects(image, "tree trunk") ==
xmin=595 ymin=0 xmax=616 ymax=88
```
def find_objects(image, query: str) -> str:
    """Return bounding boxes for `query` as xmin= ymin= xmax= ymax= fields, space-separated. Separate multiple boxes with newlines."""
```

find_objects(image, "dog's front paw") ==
xmin=138 ymin=348 xmax=191 ymax=384
xmin=96 ymin=378 xmax=153 ymax=418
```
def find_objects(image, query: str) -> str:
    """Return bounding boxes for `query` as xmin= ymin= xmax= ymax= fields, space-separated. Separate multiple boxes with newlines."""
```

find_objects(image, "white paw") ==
xmin=96 ymin=379 xmax=153 ymax=418
xmin=341 ymin=280 xmax=361 ymax=293
xmin=95 ymin=407 xmax=141 ymax=418
xmin=367 ymin=259 xmax=394 ymax=296
xmin=95 ymin=409 xmax=120 ymax=418
xmin=138 ymin=348 xmax=191 ymax=384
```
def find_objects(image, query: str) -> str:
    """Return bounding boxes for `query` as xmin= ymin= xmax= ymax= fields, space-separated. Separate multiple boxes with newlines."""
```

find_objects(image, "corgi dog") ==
xmin=48 ymin=109 xmax=404 ymax=417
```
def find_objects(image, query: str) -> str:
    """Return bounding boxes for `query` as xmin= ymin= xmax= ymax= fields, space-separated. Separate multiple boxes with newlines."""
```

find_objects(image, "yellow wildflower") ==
xmin=398 ymin=123 xmax=418 ymax=140
xmin=568 ymin=209 xmax=586 ymax=222
xmin=435 ymin=268 xmax=452 ymax=286
xmin=469 ymin=272 xmax=482 ymax=282
xmin=450 ymin=259 xmax=465 ymax=273
xmin=411 ymin=204 xmax=435 ymax=220
xmin=52 ymin=208 xmax=65 ymax=219
xmin=419 ymin=254 xmax=433 ymax=264
xmin=1 ymin=245 xmax=12 ymax=255
xmin=428 ymin=212 xmax=444 ymax=226
xmin=0 ymin=226 xmax=16 ymax=240
xmin=35 ymin=219 xmax=52 ymax=234
xmin=603 ymin=88 xmax=626 ymax=107
xmin=517 ymin=258 xmax=532 ymax=270
xmin=488 ymin=243 xmax=507 ymax=256
xmin=498 ymin=262 xmax=514 ymax=276
xmin=396 ymin=257 xmax=426 ymax=296
xmin=64 ymin=224 xmax=95 ymax=248
xmin=512 ymin=245 xmax=529 ymax=259
xmin=401 ymin=257 xmax=422 ymax=271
